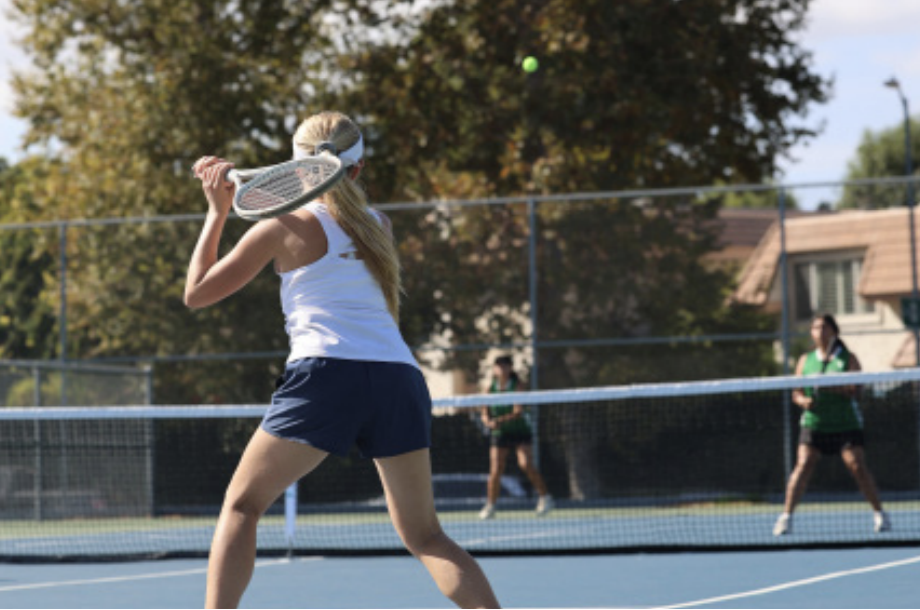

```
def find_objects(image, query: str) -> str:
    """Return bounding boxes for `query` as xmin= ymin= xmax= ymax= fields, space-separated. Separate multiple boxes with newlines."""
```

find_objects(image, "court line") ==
xmin=0 ymin=557 xmax=319 ymax=593
xmin=659 ymin=553 xmax=920 ymax=609
xmin=458 ymin=526 xmax=584 ymax=547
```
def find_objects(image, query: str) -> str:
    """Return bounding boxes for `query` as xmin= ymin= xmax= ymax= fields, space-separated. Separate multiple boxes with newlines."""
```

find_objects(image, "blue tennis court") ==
xmin=1 ymin=547 xmax=918 ymax=608
xmin=4 ymin=372 xmax=920 ymax=608
xmin=3 ymin=500 xmax=918 ymax=559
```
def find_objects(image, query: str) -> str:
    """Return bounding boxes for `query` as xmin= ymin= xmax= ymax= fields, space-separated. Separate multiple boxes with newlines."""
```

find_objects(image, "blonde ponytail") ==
xmin=293 ymin=112 xmax=402 ymax=320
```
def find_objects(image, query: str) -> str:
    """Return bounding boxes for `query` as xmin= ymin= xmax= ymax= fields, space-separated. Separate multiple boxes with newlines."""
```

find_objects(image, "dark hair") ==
xmin=492 ymin=355 xmax=519 ymax=385
xmin=816 ymin=313 xmax=847 ymax=352
xmin=818 ymin=313 xmax=840 ymax=336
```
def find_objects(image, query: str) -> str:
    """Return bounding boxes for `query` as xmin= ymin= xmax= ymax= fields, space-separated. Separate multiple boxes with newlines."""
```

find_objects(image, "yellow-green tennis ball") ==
xmin=522 ymin=56 xmax=539 ymax=73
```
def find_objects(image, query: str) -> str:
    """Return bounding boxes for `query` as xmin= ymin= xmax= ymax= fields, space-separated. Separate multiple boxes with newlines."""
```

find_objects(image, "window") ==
xmin=793 ymin=258 xmax=874 ymax=320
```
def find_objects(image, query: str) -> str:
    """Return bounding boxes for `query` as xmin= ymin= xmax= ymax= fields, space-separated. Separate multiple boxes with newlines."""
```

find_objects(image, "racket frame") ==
xmin=228 ymin=146 xmax=346 ymax=221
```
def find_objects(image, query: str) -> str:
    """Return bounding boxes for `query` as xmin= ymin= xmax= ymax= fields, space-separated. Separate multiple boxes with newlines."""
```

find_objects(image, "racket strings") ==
xmin=237 ymin=159 xmax=341 ymax=212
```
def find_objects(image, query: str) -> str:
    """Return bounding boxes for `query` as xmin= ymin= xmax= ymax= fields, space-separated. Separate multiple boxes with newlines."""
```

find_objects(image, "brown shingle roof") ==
xmin=708 ymin=208 xmax=814 ymax=266
xmin=734 ymin=208 xmax=920 ymax=305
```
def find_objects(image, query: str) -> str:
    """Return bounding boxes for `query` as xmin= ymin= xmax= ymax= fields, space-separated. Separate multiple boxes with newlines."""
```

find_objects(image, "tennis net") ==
xmin=2 ymin=369 xmax=919 ymax=561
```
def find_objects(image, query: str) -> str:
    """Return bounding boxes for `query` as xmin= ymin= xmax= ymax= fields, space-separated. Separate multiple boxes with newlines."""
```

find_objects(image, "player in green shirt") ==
xmin=773 ymin=314 xmax=890 ymax=536
xmin=478 ymin=355 xmax=553 ymax=520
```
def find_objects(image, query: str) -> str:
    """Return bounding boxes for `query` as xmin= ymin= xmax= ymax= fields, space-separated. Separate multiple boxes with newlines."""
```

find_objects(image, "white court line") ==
xmin=0 ymin=557 xmax=319 ymax=593
xmin=458 ymin=526 xmax=584 ymax=547
xmin=659 ymin=553 xmax=920 ymax=609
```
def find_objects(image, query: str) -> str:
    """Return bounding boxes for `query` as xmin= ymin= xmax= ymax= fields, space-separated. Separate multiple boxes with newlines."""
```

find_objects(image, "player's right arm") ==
xmin=185 ymin=157 xmax=283 ymax=309
xmin=481 ymin=406 xmax=497 ymax=430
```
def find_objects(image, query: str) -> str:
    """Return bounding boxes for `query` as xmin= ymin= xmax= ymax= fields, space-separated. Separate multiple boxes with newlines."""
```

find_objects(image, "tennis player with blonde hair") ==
xmin=187 ymin=111 xmax=499 ymax=609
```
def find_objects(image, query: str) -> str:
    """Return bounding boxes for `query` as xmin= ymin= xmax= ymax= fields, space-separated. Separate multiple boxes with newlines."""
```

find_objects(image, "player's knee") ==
xmin=222 ymin=490 xmax=267 ymax=521
xmin=799 ymin=452 xmax=819 ymax=470
xmin=404 ymin=528 xmax=443 ymax=558
xmin=489 ymin=461 xmax=506 ymax=477
xmin=790 ymin=462 xmax=813 ymax=482
xmin=844 ymin=458 xmax=863 ymax=476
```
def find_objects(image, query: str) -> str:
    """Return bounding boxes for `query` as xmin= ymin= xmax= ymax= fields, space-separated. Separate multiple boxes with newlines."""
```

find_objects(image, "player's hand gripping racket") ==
xmin=226 ymin=142 xmax=346 ymax=221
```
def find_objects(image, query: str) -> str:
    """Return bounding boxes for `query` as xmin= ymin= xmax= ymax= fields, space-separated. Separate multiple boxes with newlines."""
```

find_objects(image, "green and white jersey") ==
xmin=799 ymin=344 xmax=863 ymax=433
xmin=488 ymin=377 xmax=532 ymax=438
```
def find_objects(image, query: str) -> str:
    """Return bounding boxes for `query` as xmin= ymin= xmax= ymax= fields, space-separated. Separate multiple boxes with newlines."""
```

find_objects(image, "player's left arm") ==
xmin=845 ymin=352 xmax=863 ymax=398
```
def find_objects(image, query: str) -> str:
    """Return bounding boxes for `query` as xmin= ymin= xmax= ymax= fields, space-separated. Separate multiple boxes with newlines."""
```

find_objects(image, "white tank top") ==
xmin=278 ymin=202 xmax=418 ymax=368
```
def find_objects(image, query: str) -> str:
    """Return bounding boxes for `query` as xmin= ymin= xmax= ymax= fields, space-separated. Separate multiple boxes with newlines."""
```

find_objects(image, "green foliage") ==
xmin=714 ymin=183 xmax=800 ymax=210
xmin=839 ymin=117 xmax=920 ymax=209
xmin=338 ymin=0 xmax=829 ymax=200
xmin=332 ymin=0 xmax=826 ymax=380
xmin=0 ymin=227 xmax=57 ymax=359
xmin=7 ymin=0 xmax=332 ymax=402
xmin=6 ymin=0 xmax=827 ymax=496
xmin=330 ymin=0 xmax=825 ymax=497
xmin=0 ymin=159 xmax=58 ymax=359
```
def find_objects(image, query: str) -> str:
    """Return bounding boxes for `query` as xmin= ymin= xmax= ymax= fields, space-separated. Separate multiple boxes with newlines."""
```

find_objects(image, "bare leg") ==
xmin=206 ymin=429 xmax=328 ymax=609
xmin=841 ymin=446 xmax=883 ymax=512
xmin=487 ymin=446 xmax=509 ymax=506
xmin=783 ymin=444 xmax=821 ymax=515
xmin=376 ymin=449 xmax=500 ymax=609
xmin=515 ymin=445 xmax=548 ymax=497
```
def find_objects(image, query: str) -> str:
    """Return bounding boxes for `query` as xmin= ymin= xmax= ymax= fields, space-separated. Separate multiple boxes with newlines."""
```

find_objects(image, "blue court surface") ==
xmin=1 ymin=547 xmax=918 ymax=608
xmin=4 ymin=501 xmax=919 ymax=559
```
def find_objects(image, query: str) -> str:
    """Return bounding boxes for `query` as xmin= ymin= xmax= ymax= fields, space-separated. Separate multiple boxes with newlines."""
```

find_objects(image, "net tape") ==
xmin=1 ymin=369 xmax=915 ymax=420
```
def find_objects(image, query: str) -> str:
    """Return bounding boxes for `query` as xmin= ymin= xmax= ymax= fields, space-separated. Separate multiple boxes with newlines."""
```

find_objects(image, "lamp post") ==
xmin=885 ymin=77 xmax=920 ymax=366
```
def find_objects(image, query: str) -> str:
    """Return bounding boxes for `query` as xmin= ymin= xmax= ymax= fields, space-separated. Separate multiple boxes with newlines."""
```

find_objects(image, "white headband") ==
xmin=292 ymin=133 xmax=364 ymax=167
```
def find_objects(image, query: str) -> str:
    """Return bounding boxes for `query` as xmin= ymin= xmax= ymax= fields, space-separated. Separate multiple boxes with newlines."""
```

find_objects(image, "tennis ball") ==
xmin=522 ymin=56 xmax=539 ymax=73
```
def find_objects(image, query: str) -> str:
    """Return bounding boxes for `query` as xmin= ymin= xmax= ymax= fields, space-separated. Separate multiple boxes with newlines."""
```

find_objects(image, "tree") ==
xmin=839 ymin=118 xmax=920 ymax=209
xmin=714 ymin=182 xmax=800 ymax=209
xmin=328 ymin=0 xmax=827 ymax=497
xmin=336 ymin=0 xmax=828 ymax=199
xmin=0 ymin=158 xmax=58 ymax=361
xmin=8 ymin=0 xmax=340 ymax=403
xmin=7 ymin=0 xmax=828 ymax=498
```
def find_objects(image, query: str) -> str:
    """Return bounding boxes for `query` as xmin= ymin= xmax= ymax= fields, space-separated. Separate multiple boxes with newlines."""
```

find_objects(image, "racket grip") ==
xmin=188 ymin=161 xmax=238 ymax=181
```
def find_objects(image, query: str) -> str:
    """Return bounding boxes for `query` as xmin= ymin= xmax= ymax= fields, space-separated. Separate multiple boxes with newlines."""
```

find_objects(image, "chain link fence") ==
xmin=1 ymin=177 xmax=919 ymax=402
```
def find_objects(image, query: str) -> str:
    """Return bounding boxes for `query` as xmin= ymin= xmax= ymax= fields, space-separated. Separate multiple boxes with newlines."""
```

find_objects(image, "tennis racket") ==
xmin=226 ymin=143 xmax=346 ymax=221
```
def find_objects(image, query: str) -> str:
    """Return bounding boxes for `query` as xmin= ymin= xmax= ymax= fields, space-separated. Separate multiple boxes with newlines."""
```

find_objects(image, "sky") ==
xmin=1 ymin=0 xmax=919 ymax=210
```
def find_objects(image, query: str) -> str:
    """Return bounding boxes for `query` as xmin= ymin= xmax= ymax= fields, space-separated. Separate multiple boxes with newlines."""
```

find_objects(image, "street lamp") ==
xmin=885 ymin=77 xmax=920 ymax=366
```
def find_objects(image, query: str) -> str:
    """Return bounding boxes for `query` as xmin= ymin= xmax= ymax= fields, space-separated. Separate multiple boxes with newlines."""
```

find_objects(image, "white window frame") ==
xmin=790 ymin=250 xmax=878 ymax=324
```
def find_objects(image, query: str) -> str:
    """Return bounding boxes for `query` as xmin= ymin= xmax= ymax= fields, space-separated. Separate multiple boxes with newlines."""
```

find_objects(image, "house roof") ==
xmin=733 ymin=208 xmax=920 ymax=305
xmin=707 ymin=208 xmax=814 ymax=265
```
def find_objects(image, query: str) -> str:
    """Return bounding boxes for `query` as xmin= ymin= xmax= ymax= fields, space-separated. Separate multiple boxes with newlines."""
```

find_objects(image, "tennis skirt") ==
xmin=262 ymin=357 xmax=432 ymax=458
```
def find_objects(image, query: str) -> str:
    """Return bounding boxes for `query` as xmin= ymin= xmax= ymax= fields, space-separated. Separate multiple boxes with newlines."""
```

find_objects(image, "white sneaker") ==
xmin=478 ymin=504 xmax=495 ymax=520
xmin=535 ymin=495 xmax=554 ymax=517
xmin=874 ymin=511 xmax=891 ymax=533
xmin=773 ymin=513 xmax=791 ymax=536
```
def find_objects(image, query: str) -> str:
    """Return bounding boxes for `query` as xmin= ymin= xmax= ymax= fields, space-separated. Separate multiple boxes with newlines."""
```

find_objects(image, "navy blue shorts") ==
xmin=262 ymin=357 xmax=432 ymax=458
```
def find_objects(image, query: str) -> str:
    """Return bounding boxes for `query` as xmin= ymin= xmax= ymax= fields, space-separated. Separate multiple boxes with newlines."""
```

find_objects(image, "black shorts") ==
xmin=799 ymin=428 xmax=865 ymax=456
xmin=490 ymin=432 xmax=533 ymax=449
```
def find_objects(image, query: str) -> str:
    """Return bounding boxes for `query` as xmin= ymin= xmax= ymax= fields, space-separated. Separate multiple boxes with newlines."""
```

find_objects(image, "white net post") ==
xmin=284 ymin=483 xmax=297 ymax=557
